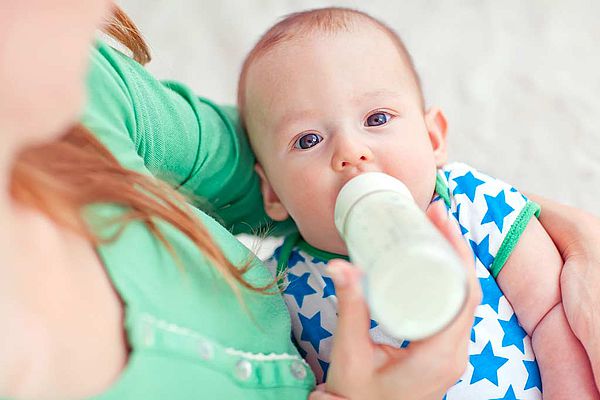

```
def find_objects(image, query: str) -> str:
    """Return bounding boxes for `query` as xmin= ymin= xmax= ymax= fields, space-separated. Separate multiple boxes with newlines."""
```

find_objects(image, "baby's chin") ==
xmin=410 ymin=176 xmax=439 ymax=212
xmin=322 ymin=239 xmax=349 ymax=256
xmin=300 ymin=228 xmax=349 ymax=256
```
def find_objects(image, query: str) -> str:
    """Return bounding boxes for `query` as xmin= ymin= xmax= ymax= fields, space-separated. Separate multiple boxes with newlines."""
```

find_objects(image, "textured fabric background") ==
xmin=120 ymin=0 xmax=599 ymax=216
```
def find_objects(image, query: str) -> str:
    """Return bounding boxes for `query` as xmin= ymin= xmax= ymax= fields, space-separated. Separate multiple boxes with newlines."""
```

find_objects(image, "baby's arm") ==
xmin=497 ymin=218 xmax=599 ymax=399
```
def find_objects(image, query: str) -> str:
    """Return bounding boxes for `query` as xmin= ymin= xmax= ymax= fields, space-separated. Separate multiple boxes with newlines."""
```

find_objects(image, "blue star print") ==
xmin=481 ymin=191 xmax=515 ymax=232
xmin=318 ymin=359 xmax=330 ymax=381
xmin=322 ymin=276 xmax=336 ymax=298
xmin=288 ymin=249 xmax=306 ymax=268
xmin=285 ymin=272 xmax=316 ymax=308
xmin=312 ymin=257 xmax=327 ymax=264
xmin=369 ymin=319 xmax=378 ymax=329
xmin=469 ymin=234 xmax=495 ymax=269
xmin=479 ymin=275 xmax=504 ymax=313
xmin=273 ymin=245 xmax=282 ymax=261
xmin=491 ymin=385 xmax=522 ymax=400
xmin=469 ymin=341 xmax=509 ymax=385
xmin=453 ymin=171 xmax=485 ymax=202
xmin=471 ymin=316 xmax=483 ymax=342
xmin=510 ymin=186 xmax=529 ymax=201
xmin=523 ymin=360 xmax=542 ymax=391
xmin=452 ymin=204 xmax=469 ymax=235
xmin=299 ymin=311 xmax=332 ymax=353
xmin=452 ymin=203 xmax=461 ymax=221
xmin=499 ymin=313 xmax=527 ymax=354
xmin=291 ymin=335 xmax=307 ymax=359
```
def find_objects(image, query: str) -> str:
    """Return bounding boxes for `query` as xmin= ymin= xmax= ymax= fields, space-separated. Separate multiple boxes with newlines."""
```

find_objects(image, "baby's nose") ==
xmin=332 ymin=143 xmax=374 ymax=172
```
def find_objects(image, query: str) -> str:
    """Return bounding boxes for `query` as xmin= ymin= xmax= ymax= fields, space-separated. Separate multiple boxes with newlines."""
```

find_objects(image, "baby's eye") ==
xmin=294 ymin=133 xmax=323 ymax=150
xmin=365 ymin=112 xmax=392 ymax=127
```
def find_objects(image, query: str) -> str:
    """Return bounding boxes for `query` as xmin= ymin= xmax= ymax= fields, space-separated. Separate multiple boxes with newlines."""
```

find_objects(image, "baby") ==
xmin=238 ymin=7 xmax=598 ymax=399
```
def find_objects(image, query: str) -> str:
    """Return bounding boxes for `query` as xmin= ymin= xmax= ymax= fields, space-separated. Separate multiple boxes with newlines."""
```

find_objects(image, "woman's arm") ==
xmin=82 ymin=41 xmax=272 ymax=233
xmin=528 ymin=194 xmax=600 ymax=386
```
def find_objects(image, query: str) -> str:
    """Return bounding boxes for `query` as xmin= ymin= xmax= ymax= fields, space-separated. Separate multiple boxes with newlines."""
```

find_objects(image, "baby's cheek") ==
xmin=296 ymin=191 xmax=332 ymax=223
xmin=297 ymin=213 xmax=345 ymax=254
xmin=408 ymin=166 xmax=438 ymax=211
xmin=292 ymin=189 xmax=337 ymax=231
xmin=381 ymin=154 xmax=437 ymax=208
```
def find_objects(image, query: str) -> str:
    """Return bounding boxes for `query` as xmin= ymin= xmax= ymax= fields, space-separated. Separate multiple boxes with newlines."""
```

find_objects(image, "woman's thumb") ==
xmin=328 ymin=260 xmax=373 ymax=368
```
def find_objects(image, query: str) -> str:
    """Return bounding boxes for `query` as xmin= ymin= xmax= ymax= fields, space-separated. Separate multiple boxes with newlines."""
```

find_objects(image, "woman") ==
xmin=0 ymin=2 xmax=597 ymax=399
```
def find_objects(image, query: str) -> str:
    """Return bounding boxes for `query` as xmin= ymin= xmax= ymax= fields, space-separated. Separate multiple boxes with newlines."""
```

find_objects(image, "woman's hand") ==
xmin=530 ymin=195 xmax=600 ymax=386
xmin=309 ymin=384 xmax=346 ymax=400
xmin=324 ymin=202 xmax=481 ymax=400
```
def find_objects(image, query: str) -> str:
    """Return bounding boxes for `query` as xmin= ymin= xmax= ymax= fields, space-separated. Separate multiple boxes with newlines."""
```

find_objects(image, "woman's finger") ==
xmin=328 ymin=259 xmax=372 ymax=357
xmin=427 ymin=201 xmax=473 ymax=265
xmin=326 ymin=259 xmax=373 ymax=393
xmin=308 ymin=390 xmax=347 ymax=400
xmin=310 ymin=383 xmax=348 ymax=399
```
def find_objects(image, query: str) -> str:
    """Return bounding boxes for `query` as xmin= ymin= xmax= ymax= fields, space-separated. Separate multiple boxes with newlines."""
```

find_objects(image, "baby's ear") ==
xmin=255 ymin=163 xmax=289 ymax=221
xmin=425 ymin=107 xmax=448 ymax=168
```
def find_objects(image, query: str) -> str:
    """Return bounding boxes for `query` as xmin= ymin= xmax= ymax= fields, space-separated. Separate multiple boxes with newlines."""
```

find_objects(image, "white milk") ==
xmin=334 ymin=173 xmax=467 ymax=340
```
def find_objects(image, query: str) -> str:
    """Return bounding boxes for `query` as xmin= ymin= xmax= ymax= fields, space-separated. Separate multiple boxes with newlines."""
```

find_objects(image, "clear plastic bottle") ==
xmin=334 ymin=172 xmax=468 ymax=340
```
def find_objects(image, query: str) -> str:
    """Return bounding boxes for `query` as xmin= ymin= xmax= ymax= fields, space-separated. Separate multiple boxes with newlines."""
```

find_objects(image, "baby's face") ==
xmin=244 ymin=24 xmax=446 ymax=254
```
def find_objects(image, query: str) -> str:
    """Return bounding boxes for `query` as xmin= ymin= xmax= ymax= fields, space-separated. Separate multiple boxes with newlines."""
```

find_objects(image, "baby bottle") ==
xmin=334 ymin=172 xmax=467 ymax=340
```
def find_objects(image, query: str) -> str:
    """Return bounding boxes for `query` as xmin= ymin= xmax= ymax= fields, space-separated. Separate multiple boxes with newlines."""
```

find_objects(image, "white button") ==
xmin=290 ymin=360 xmax=307 ymax=380
xmin=235 ymin=359 xmax=253 ymax=380
xmin=197 ymin=340 xmax=214 ymax=361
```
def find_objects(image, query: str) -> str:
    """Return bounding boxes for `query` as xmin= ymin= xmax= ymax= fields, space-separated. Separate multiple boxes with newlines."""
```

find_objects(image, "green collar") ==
xmin=276 ymin=233 xmax=349 ymax=283
xmin=435 ymin=171 xmax=451 ymax=208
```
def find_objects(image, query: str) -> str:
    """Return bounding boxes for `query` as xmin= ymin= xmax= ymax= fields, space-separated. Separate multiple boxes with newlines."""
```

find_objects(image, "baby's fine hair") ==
xmin=237 ymin=7 xmax=425 ymax=124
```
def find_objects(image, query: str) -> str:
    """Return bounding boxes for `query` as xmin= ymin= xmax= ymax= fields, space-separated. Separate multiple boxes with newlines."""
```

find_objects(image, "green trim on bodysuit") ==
xmin=435 ymin=172 xmax=452 ymax=208
xmin=276 ymin=233 xmax=349 ymax=285
xmin=489 ymin=201 xmax=541 ymax=278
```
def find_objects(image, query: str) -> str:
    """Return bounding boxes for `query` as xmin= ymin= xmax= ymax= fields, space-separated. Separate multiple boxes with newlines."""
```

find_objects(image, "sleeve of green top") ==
xmin=81 ymin=41 xmax=283 ymax=234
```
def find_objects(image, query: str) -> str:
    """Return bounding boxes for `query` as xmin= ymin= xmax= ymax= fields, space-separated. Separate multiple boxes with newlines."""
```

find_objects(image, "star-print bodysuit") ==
xmin=266 ymin=163 xmax=543 ymax=400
